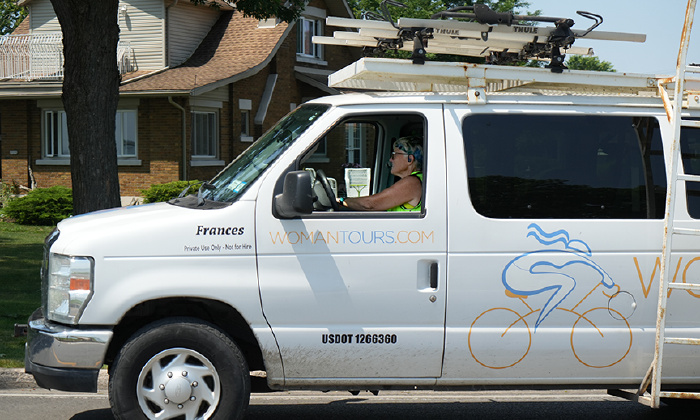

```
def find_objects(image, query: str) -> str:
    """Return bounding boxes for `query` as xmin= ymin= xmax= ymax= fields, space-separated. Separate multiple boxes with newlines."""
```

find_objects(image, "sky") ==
xmin=526 ymin=0 xmax=699 ymax=75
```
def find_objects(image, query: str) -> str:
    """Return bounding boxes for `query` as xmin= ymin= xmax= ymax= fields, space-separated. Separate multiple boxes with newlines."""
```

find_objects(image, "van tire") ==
xmin=109 ymin=317 xmax=250 ymax=420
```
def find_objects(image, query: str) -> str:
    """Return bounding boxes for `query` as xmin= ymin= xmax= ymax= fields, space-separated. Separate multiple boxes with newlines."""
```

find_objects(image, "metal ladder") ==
xmin=614 ymin=0 xmax=700 ymax=408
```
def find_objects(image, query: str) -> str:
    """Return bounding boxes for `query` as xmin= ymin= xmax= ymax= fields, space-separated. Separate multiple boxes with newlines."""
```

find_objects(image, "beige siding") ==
xmin=195 ymin=86 xmax=229 ymax=104
xmin=168 ymin=1 xmax=220 ymax=67
xmin=28 ymin=0 xmax=61 ymax=32
xmin=27 ymin=0 xmax=166 ymax=71
xmin=26 ymin=0 xmax=220 ymax=70
xmin=118 ymin=0 xmax=166 ymax=70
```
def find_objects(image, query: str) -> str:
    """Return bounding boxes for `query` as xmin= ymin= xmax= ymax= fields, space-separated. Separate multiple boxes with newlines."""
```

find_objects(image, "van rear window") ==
xmin=681 ymin=124 xmax=700 ymax=218
xmin=463 ymin=115 xmax=667 ymax=219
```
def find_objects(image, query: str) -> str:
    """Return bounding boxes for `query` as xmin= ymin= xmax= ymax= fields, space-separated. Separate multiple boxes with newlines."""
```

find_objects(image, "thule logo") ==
xmin=514 ymin=27 xmax=538 ymax=34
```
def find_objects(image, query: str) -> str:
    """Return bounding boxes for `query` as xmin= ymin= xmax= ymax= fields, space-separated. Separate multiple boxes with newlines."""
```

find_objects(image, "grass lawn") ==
xmin=0 ymin=222 xmax=54 ymax=368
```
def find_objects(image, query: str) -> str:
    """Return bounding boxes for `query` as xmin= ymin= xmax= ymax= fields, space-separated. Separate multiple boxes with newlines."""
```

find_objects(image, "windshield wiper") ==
xmin=177 ymin=182 xmax=198 ymax=198
xmin=197 ymin=182 xmax=216 ymax=206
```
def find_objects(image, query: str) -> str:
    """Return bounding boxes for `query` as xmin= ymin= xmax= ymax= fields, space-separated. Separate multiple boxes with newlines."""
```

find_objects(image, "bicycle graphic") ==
xmin=468 ymin=224 xmax=633 ymax=369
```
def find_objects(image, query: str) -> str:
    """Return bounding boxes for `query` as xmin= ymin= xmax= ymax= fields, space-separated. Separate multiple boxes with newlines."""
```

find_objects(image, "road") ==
xmin=0 ymin=388 xmax=693 ymax=420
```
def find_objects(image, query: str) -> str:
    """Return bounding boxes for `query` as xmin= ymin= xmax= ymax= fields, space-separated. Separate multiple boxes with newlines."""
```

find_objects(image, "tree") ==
xmin=349 ymin=0 xmax=535 ymax=20
xmin=0 ymin=0 xmax=27 ymax=35
xmin=48 ymin=0 xmax=304 ymax=215
xmin=50 ymin=1 xmax=121 ymax=214
xmin=566 ymin=55 xmax=616 ymax=72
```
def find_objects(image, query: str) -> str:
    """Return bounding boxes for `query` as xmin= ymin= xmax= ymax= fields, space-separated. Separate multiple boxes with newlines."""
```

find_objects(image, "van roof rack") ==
xmin=314 ymin=1 xmax=646 ymax=72
xmin=327 ymin=57 xmax=667 ymax=98
xmin=327 ymin=57 xmax=700 ymax=103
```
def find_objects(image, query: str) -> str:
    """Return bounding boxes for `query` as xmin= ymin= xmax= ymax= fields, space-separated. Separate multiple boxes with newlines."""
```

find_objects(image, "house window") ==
xmin=241 ymin=110 xmax=250 ymax=137
xmin=115 ymin=110 xmax=137 ymax=157
xmin=192 ymin=110 xmax=218 ymax=158
xmin=346 ymin=123 xmax=365 ymax=166
xmin=239 ymin=99 xmax=254 ymax=143
xmin=44 ymin=110 xmax=70 ymax=157
xmin=297 ymin=17 xmax=322 ymax=59
xmin=43 ymin=110 xmax=138 ymax=159
xmin=314 ymin=139 xmax=328 ymax=157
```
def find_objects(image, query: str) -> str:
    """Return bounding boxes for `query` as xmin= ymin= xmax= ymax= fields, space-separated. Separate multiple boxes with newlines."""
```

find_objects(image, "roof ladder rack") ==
xmin=609 ymin=0 xmax=700 ymax=408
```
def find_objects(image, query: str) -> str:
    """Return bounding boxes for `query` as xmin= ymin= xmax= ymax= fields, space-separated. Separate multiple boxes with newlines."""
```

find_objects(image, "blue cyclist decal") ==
xmin=502 ymin=223 xmax=616 ymax=330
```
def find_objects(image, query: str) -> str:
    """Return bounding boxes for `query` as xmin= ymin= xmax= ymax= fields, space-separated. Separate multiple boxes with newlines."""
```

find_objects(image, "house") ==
xmin=0 ymin=0 xmax=358 ymax=201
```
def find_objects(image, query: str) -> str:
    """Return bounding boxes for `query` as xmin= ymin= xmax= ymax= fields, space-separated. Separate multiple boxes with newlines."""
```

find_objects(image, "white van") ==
xmin=24 ymin=9 xmax=700 ymax=420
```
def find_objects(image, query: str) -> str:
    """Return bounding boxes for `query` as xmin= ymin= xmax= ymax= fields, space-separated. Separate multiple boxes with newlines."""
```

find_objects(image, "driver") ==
xmin=338 ymin=136 xmax=423 ymax=211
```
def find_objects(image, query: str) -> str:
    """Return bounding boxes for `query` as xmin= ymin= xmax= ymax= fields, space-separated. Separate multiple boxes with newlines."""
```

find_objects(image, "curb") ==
xmin=0 ymin=368 xmax=37 ymax=390
xmin=0 ymin=368 xmax=109 ymax=391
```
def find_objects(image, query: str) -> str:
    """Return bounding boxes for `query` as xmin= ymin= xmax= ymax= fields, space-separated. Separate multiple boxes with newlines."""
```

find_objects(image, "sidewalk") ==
xmin=0 ymin=367 xmax=108 ymax=391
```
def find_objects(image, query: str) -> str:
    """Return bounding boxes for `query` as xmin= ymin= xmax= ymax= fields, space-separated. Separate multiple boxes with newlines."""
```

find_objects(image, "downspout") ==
xmin=166 ymin=3 xmax=184 ymax=179
xmin=229 ymin=83 xmax=234 ymax=161
xmin=168 ymin=96 xmax=187 ymax=180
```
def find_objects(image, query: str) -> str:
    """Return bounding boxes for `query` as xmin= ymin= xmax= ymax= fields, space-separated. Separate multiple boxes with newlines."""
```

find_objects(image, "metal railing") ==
xmin=117 ymin=40 xmax=134 ymax=74
xmin=0 ymin=32 xmax=63 ymax=81
xmin=0 ymin=32 xmax=134 ymax=81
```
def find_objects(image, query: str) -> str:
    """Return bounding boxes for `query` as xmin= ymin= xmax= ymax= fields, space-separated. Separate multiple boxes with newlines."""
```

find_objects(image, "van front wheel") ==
xmin=109 ymin=318 xmax=250 ymax=420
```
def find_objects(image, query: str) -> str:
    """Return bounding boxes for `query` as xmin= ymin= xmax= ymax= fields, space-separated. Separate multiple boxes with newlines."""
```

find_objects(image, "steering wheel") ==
xmin=315 ymin=170 xmax=339 ymax=211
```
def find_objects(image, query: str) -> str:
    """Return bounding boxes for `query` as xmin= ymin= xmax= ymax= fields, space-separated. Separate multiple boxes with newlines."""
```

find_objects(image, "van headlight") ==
xmin=46 ymin=254 xmax=94 ymax=324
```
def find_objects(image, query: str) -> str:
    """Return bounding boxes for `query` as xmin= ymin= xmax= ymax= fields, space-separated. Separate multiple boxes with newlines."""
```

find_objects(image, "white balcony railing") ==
xmin=0 ymin=32 xmax=134 ymax=81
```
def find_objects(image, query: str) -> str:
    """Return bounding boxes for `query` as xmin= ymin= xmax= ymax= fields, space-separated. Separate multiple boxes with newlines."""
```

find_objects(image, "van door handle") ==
xmin=429 ymin=262 xmax=438 ymax=289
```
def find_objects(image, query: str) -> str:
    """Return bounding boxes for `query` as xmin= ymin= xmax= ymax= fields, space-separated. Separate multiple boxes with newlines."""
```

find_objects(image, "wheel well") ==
xmin=104 ymin=298 xmax=266 ymax=372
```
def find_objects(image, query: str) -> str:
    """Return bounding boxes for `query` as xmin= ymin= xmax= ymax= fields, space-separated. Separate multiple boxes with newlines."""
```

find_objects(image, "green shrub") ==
xmin=140 ymin=180 xmax=202 ymax=203
xmin=2 ymin=186 xmax=73 ymax=225
xmin=0 ymin=180 xmax=21 ymax=209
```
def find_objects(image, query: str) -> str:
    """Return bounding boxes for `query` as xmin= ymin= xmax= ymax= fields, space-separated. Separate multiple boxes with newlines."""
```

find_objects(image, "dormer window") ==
xmin=297 ymin=17 xmax=322 ymax=59
xmin=296 ymin=7 xmax=326 ymax=64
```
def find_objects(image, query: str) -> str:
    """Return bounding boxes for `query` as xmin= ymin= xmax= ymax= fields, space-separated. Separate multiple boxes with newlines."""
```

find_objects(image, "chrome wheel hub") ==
xmin=137 ymin=348 xmax=220 ymax=419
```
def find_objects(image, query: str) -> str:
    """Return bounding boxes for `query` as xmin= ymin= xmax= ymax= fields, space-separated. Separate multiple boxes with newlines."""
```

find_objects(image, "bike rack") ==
xmin=316 ymin=2 xmax=677 ymax=101
xmin=314 ymin=1 xmax=645 ymax=71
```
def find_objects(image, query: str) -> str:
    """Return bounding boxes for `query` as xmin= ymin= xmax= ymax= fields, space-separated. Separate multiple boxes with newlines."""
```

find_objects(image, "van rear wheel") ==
xmin=109 ymin=318 xmax=250 ymax=420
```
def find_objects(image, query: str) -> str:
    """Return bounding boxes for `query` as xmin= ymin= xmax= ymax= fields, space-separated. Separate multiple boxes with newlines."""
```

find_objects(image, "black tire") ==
xmin=109 ymin=317 xmax=250 ymax=420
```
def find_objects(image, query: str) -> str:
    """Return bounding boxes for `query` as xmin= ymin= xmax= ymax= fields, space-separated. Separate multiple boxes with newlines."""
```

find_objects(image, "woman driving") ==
xmin=339 ymin=136 xmax=423 ymax=211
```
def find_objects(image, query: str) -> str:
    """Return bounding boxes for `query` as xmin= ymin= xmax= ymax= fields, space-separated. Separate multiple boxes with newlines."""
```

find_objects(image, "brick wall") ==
xmin=1 ymin=100 xmax=32 ymax=187
xmin=120 ymin=97 xmax=182 ymax=195
xmin=0 ymin=1 xmax=357 ymax=199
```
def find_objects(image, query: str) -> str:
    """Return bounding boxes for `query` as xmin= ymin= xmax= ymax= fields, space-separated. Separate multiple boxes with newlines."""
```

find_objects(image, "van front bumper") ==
xmin=24 ymin=308 xmax=112 ymax=393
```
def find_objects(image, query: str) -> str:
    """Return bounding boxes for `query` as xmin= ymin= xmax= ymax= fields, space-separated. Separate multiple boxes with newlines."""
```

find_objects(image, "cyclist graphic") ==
xmin=502 ymin=223 xmax=616 ymax=330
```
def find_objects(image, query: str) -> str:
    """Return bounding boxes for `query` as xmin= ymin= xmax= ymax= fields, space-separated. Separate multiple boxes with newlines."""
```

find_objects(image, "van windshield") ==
xmin=199 ymin=104 xmax=329 ymax=204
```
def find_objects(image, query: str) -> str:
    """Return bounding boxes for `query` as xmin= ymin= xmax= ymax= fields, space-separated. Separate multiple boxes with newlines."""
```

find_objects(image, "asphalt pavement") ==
xmin=0 ymin=367 xmax=108 ymax=390
xmin=2 ymin=368 xmax=696 ymax=420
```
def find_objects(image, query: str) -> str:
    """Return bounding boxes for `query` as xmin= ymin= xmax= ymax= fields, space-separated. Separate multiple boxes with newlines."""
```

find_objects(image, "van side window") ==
xmin=463 ymin=115 xmax=667 ymax=219
xmin=681 ymin=123 xmax=700 ymax=218
xmin=299 ymin=114 xmax=426 ymax=213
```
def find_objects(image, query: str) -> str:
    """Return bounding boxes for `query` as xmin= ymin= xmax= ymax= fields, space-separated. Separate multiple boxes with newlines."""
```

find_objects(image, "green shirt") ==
xmin=387 ymin=172 xmax=423 ymax=212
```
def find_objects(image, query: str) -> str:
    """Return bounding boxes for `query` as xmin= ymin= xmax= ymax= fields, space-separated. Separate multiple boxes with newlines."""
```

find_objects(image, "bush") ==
xmin=0 ymin=180 xmax=21 ymax=209
xmin=140 ymin=180 xmax=202 ymax=203
xmin=2 ymin=186 xmax=73 ymax=225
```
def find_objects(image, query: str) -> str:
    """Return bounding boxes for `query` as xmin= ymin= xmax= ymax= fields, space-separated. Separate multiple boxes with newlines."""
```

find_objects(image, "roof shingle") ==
xmin=120 ymin=11 xmax=289 ymax=94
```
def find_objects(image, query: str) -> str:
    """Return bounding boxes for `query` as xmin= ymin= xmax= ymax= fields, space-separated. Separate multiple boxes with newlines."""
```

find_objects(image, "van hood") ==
xmin=51 ymin=200 xmax=255 ymax=259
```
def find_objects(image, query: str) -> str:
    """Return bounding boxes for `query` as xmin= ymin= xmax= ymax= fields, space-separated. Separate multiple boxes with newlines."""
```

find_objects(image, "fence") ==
xmin=0 ymin=32 xmax=134 ymax=81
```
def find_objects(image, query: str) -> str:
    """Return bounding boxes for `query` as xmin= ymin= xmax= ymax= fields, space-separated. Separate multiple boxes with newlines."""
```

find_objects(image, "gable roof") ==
xmin=119 ymin=10 xmax=290 ymax=96
xmin=10 ymin=16 xmax=30 ymax=35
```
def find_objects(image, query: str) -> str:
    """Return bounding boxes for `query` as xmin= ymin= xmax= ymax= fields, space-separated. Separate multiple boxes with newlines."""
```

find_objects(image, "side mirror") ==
xmin=273 ymin=171 xmax=314 ymax=218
